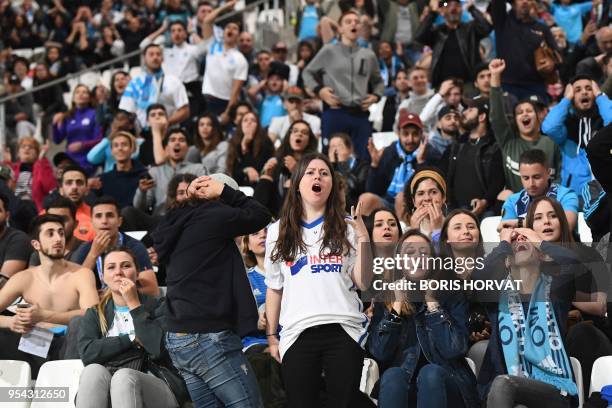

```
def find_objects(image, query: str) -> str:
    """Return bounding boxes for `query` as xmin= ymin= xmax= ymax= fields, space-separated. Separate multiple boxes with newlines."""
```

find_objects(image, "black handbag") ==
xmin=104 ymin=347 xmax=148 ymax=374
xmin=147 ymin=355 xmax=191 ymax=406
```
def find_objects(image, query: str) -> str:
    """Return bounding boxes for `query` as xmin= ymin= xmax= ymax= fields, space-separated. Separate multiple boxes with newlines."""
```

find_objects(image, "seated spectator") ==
xmin=30 ymin=197 xmax=83 ymax=266
xmin=32 ymin=62 xmax=66 ymax=140
xmin=576 ymin=26 xmax=612 ymax=83
xmin=427 ymin=106 xmax=461 ymax=165
xmin=241 ymin=226 xmax=270 ymax=351
xmin=12 ymin=57 xmax=33 ymax=90
xmin=226 ymin=101 xmax=253 ymax=140
xmin=416 ymin=0 xmax=492 ymax=88
xmin=119 ymin=44 xmax=190 ymax=130
xmin=474 ymin=225 xmax=581 ymax=407
xmin=360 ymin=110 xmax=431 ymax=216
xmin=418 ymin=78 xmax=464 ymax=131
xmin=442 ymin=98 xmax=505 ymax=218
xmin=4 ymin=74 xmax=36 ymax=147
xmin=394 ymin=67 xmax=435 ymax=128
xmin=238 ymin=31 xmax=256 ymax=64
xmin=103 ymin=71 xmax=131 ymax=129
xmin=185 ymin=114 xmax=229 ymax=174
xmin=140 ymin=104 xmax=168 ymax=167
xmin=268 ymin=87 xmax=321 ymax=145
xmin=402 ymin=167 xmax=448 ymax=241
xmin=368 ymin=230 xmax=479 ymax=408
xmin=55 ymin=166 xmax=96 ymax=243
xmin=76 ymin=248 xmax=184 ymax=408
xmin=0 ymin=192 xmax=32 ymax=287
xmin=500 ymin=149 xmax=579 ymax=231
xmin=7 ymin=137 xmax=56 ymax=211
xmin=248 ymin=50 xmax=274 ymax=96
xmin=87 ymin=110 xmax=140 ymax=172
xmin=132 ymin=128 xmax=206 ymax=218
xmin=296 ymin=40 xmax=316 ymax=89
xmin=248 ymin=68 xmax=287 ymax=128
xmin=255 ymin=120 xmax=318 ymax=216
xmin=271 ymin=41 xmax=300 ymax=87
xmin=95 ymin=132 xmax=147 ymax=209
xmin=329 ymin=133 xmax=369 ymax=211
xmin=0 ymin=214 xmax=98 ymax=377
xmin=489 ymin=59 xmax=562 ymax=193
xmin=72 ymin=196 xmax=159 ymax=296
xmin=472 ymin=63 xmax=491 ymax=100
xmin=226 ymin=112 xmax=275 ymax=187
xmin=542 ymin=75 xmax=612 ymax=195
xmin=52 ymin=84 xmax=103 ymax=176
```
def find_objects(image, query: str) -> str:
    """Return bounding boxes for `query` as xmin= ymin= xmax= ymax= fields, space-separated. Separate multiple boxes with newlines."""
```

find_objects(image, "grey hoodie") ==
xmin=303 ymin=42 xmax=384 ymax=108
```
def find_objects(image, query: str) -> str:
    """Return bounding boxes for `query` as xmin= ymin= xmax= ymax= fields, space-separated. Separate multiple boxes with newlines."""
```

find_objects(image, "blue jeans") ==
xmin=378 ymin=364 xmax=465 ymax=408
xmin=321 ymin=108 xmax=372 ymax=161
xmin=165 ymin=331 xmax=263 ymax=408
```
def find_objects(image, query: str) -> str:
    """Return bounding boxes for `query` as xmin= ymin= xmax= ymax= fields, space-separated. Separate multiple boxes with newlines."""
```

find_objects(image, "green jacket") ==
xmin=78 ymin=295 xmax=166 ymax=365
xmin=489 ymin=86 xmax=561 ymax=192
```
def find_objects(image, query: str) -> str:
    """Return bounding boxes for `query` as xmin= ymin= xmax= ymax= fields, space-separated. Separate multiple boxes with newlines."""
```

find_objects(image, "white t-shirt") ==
xmin=106 ymin=305 xmax=136 ymax=341
xmin=264 ymin=216 xmax=369 ymax=360
xmin=201 ymin=39 xmax=249 ymax=100
xmin=268 ymin=112 xmax=322 ymax=141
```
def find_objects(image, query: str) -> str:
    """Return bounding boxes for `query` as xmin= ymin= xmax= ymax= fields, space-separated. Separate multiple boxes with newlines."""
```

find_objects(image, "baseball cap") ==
xmin=437 ymin=105 xmax=460 ymax=120
xmin=527 ymin=94 xmax=547 ymax=108
xmin=465 ymin=97 xmax=489 ymax=115
xmin=284 ymin=86 xmax=304 ymax=101
xmin=398 ymin=109 xmax=424 ymax=130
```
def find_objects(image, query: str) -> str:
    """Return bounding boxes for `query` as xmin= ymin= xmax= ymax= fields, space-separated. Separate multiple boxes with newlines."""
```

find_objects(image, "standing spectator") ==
xmin=394 ymin=67 xmax=435 ymax=127
xmin=416 ymin=0 xmax=492 ymax=88
xmin=379 ymin=0 xmax=426 ymax=63
xmin=296 ymin=40 xmax=316 ymax=89
xmin=418 ymin=78 xmax=464 ymax=130
xmin=119 ymin=44 xmax=190 ymax=130
xmin=4 ymin=74 xmax=36 ymax=147
xmin=271 ymin=42 xmax=299 ymax=87
xmin=201 ymin=1 xmax=249 ymax=124
xmin=576 ymin=26 xmax=612 ymax=85
xmin=268 ymin=87 xmax=321 ymax=145
xmin=52 ymin=84 xmax=103 ymax=176
xmin=550 ymin=0 xmax=597 ymax=45
xmin=443 ymin=98 xmax=504 ymax=217
xmin=117 ymin=11 xmax=149 ymax=68
xmin=491 ymin=0 xmax=559 ymax=100
xmin=140 ymin=20 xmax=207 ymax=122
xmin=303 ymin=10 xmax=384 ymax=159
xmin=248 ymin=69 xmax=287 ymax=128
xmin=94 ymin=25 xmax=125 ymax=66
xmin=185 ymin=113 xmax=229 ymax=174
xmin=7 ymin=138 xmax=56 ymax=212
xmin=427 ymin=106 xmax=461 ymax=165
xmin=238 ymin=31 xmax=256 ymax=65
xmin=264 ymin=153 xmax=371 ymax=408
xmin=295 ymin=0 xmax=322 ymax=41
xmin=226 ymin=112 xmax=275 ymax=187
xmin=98 ymin=71 xmax=131 ymax=130
xmin=542 ymin=76 xmax=612 ymax=195
xmin=65 ymin=8 xmax=98 ymax=69
xmin=32 ymin=63 xmax=66 ymax=140
xmin=489 ymin=59 xmax=561 ymax=193
xmin=378 ymin=41 xmax=407 ymax=91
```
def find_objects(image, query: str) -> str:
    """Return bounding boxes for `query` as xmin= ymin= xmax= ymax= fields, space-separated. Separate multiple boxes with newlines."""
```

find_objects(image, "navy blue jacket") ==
xmin=97 ymin=160 xmax=147 ymax=209
xmin=368 ymin=291 xmax=480 ymax=407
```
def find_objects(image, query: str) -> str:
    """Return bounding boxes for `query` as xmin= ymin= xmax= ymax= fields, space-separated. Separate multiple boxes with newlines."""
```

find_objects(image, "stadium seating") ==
xmin=30 ymin=360 xmax=84 ymax=408
xmin=590 ymin=355 xmax=612 ymax=397
xmin=0 ymin=360 xmax=31 ymax=408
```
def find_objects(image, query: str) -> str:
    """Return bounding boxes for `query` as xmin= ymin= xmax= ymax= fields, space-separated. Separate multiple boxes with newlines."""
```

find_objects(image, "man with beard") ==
xmin=542 ymin=75 xmax=612 ymax=195
xmin=0 ymin=214 xmax=98 ymax=377
xmin=427 ymin=105 xmax=461 ymax=165
xmin=0 ymin=193 xmax=32 ymax=289
xmin=489 ymin=59 xmax=562 ymax=195
xmin=442 ymin=99 xmax=505 ymax=217
xmin=59 ymin=166 xmax=95 ymax=242
xmin=415 ymin=0 xmax=492 ymax=88
xmin=360 ymin=109 xmax=434 ymax=215
xmin=30 ymin=197 xmax=84 ymax=266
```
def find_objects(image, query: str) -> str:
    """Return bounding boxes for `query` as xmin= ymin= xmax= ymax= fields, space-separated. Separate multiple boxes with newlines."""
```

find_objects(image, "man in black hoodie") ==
xmin=153 ymin=174 xmax=270 ymax=407
xmin=442 ymin=98 xmax=505 ymax=217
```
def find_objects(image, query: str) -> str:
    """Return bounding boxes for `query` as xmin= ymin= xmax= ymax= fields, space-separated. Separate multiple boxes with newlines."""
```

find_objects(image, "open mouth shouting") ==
xmin=512 ymin=242 xmax=530 ymax=253
xmin=312 ymin=183 xmax=322 ymax=193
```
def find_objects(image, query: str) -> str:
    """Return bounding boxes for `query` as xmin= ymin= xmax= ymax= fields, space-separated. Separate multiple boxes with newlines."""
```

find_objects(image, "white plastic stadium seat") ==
xmin=465 ymin=357 xmax=477 ymax=375
xmin=372 ymin=132 xmax=398 ymax=150
xmin=0 ymin=360 xmax=32 ymax=408
xmin=480 ymin=216 xmax=501 ymax=244
xmin=125 ymin=230 xmax=147 ymax=241
xmin=577 ymin=213 xmax=592 ymax=244
xmin=590 ymin=355 xmax=612 ymax=396
xmin=570 ymin=356 xmax=584 ymax=408
xmin=239 ymin=186 xmax=254 ymax=197
xmin=31 ymin=360 xmax=84 ymax=408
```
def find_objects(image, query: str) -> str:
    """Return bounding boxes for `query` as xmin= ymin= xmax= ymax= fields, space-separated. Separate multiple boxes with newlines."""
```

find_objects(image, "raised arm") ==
xmin=203 ymin=0 xmax=236 ymax=40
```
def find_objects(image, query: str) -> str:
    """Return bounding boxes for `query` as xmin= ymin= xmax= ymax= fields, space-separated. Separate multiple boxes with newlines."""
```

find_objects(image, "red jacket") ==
xmin=9 ymin=158 xmax=57 ymax=211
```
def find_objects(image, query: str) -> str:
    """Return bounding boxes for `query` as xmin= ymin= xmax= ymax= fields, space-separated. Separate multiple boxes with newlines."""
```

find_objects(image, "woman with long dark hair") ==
xmin=186 ymin=113 xmax=228 ymax=174
xmin=52 ymin=84 xmax=103 ymax=176
xmin=226 ymin=111 xmax=274 ymax=186
xmin=76 ymin=248 xmax=184 ymax=408
xmin=255 ymin=120 xmax=318 ymax=216
xmin=368 ymin=230 xmax=479 ymax=408
xmin=264 ymin=153 xmax=372 ymax=408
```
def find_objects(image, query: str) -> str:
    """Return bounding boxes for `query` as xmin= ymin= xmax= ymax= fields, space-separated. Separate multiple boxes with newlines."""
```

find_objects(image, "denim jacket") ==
xmin=367 ymin=291 xmax=480 ymax=407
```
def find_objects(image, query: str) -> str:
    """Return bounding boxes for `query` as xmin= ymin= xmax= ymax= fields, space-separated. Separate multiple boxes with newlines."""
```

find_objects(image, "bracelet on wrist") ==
xmin=266 ymin=334 xmax=278 ymax=337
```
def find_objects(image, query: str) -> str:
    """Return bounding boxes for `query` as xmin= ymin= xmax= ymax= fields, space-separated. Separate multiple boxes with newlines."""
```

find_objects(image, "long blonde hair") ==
xmin=95 ymin=247 xmax=140 ymax=336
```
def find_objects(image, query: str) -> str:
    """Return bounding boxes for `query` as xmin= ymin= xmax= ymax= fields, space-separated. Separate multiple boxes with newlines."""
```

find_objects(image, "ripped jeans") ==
xmin=165 ymin=331 xmax=263 ymax=408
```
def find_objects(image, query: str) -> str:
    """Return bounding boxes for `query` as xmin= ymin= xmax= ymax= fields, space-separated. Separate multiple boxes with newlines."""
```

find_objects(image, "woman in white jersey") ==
xmin=264 ymin=152 xmax=372 ymax=408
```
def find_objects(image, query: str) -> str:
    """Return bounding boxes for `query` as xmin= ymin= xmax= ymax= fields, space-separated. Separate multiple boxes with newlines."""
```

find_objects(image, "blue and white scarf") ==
xmin=379 ymin=55 xmax=403 ymax=87
xmin=516 ymin=183 xmax=559 ymax=219
xmin=136 ymin=69 xmax=164 ymax=113
xmin=386 ymin=141 xmax=417 ymax=198
xmin=498 ymin=273 xmax=577 ymax=396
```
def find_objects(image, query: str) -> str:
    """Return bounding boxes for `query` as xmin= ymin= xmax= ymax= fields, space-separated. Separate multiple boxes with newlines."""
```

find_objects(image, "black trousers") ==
xmin=281 ymin=323 xmax=364 ymax=408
